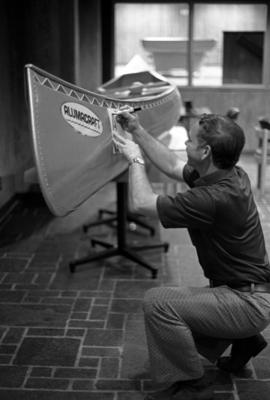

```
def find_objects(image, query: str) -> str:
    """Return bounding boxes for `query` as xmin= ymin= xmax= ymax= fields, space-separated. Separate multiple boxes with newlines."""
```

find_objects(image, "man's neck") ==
xmin=197 ymin=163 xmax=220 ymax=177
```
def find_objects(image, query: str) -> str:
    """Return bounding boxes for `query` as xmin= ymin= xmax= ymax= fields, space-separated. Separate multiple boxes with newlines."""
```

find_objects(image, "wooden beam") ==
xmin=263 ymin=4 xmax=270 ymax=86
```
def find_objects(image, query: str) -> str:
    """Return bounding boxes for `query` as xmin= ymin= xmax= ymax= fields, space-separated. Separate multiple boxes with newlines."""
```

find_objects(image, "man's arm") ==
xmin=116 ymin=111 xmax=185 ymax=181
xmin=128 ymin=161 xmax=159 ymax=218
xmin=113 ymin=133 xmax=158 ymax=217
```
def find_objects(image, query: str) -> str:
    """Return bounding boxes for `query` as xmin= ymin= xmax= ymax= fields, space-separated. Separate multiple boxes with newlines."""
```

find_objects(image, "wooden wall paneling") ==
xmin=263 ymin=4 xmax=270 ymax=86
xmin=0 ymin=1 xmax=12 ymax=175
xmin=77 ymin=0 xmax=102 ymax=90
xmin=101 ymin=0 xmax=114 ymax=82
xmin=0 ymin=0 xmax=33 ymax=176
xmin=0 ymin=0 xmax=76 ymax=177
xmin=58 ymin=0 xmax=76 ymax=82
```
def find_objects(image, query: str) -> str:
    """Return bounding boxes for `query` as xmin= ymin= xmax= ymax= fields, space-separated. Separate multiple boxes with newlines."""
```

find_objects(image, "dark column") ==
xmin=77 ymin=0 xmax=102 ymax=90
xmin=101 ymin=0 xmax=114 ymax=83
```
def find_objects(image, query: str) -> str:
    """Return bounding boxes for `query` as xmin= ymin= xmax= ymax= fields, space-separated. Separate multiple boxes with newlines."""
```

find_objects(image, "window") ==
xmin=114 ymin=3 xmax=267 ymax=86
xmin=115 ymin=3 xmax=189 ymax=85
xmin=193 ymin=4 xmax=267 ymax=85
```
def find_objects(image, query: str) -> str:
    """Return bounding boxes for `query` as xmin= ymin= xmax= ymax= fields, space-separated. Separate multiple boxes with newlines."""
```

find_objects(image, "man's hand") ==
xmin=113 ymin=132 xmax=143 ymax=163
xmin=116 ymin=108 xmax=142 ymax=134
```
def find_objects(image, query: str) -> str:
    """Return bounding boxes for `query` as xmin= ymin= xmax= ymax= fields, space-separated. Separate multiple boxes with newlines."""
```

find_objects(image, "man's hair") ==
xmin=197 ymin=114 xmax=245 ymax=169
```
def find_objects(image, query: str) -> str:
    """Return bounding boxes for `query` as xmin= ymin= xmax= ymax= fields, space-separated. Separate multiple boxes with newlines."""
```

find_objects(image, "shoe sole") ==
xmin=172 ymin=388 xmax=214 ymax=400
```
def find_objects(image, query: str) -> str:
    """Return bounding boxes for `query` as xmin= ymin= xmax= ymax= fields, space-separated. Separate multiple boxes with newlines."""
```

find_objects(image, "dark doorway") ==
xmin=223 ymin=31 xmax=264 ymax=84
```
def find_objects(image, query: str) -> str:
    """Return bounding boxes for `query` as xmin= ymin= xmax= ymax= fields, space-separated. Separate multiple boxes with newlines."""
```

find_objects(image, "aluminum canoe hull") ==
xmin=25 ymin=64 xmax=181 ymax=216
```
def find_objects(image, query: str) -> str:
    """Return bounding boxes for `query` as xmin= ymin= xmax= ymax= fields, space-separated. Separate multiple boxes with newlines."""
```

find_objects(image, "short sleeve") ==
xmin=157 ymin=188 xmax=215 ymax=229
xmin=183 ymin=164 xmax=200 ymax=188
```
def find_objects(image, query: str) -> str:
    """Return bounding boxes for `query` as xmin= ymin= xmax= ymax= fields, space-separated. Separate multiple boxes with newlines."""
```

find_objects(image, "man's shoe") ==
xmin=144 ymin=381 xmax=183 ymax=400
xmin=144 ymin=375 xmax=214 ymax=400
xmin=216 ymin=334 xmax=267 ymax=373
xmin=171 ymin=374 xmax=214 ymax=400
xmin=172 ymin=386 xmax=213 ymax=400
xmin=172 ymin=380 xmax=214 ymax=400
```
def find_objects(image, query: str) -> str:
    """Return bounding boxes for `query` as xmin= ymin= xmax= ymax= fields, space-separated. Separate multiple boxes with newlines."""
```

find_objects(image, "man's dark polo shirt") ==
xmin=157 ymin=165 xmax=270 ymax=285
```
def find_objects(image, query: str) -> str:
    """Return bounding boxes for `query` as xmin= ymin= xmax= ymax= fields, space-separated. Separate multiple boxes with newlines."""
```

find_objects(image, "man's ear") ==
xmin=202 ymin=144 xmax=211 ymax=160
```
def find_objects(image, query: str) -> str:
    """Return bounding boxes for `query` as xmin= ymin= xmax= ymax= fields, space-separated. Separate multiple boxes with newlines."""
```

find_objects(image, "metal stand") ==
xmin=83 ymin=208 xmax=155 ymax=236
xmin=69 ymin=182 xmax=169 ymax=278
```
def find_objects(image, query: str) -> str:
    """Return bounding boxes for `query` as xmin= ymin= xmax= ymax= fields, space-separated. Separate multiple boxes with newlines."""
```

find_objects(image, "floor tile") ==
xmin=0 ymin=157 xmax=270 ymax=399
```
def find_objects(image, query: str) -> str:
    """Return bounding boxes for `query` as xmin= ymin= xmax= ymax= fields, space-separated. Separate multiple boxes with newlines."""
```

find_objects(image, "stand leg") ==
xmin=132 ymin=242 xmax=169 ymax=253
xmin=83 ymin=216 xmax=117 ymax=233
xmin=69 ymin=182 xmax=167 ymax=278
xmin=87 ymin=209 xmax=156 ymax=236
xmin=99 ymin=209 xmax=116 ymax=218
xmin=91 ymin=238 xmax=115 ymax=249
xmin=257 ymin=164 xmax=262 ymax=189
xmin=70 ymin=248 xmax=119 ymax=273
xmin=122 ymin=248 xmax=158 ymax=279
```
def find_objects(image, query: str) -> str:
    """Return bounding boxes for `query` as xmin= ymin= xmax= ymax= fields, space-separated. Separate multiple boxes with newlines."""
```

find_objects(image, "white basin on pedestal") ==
xmin=141 ymin=37 xmax=216 ymax=74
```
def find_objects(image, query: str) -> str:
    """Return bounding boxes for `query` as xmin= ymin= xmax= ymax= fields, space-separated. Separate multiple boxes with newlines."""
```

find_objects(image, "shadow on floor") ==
xmin=0 ymin=192 xmax=53 ymax=248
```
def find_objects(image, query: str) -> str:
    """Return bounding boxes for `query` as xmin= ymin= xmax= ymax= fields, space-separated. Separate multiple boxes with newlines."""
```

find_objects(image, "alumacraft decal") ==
xmin=61 ymin=102 xmax=103 ymax=137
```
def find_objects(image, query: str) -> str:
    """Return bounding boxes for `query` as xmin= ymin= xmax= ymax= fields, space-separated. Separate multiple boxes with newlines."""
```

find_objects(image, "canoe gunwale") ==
xmin=25 ymin=64 xmax=179 ymax=111
xmin=99 ymin=69 xmax=170 ymax=90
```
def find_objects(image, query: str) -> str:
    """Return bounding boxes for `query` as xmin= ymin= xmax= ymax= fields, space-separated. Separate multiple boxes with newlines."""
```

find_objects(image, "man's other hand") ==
xmin=113 ymin=132 xmax=143 ymax=163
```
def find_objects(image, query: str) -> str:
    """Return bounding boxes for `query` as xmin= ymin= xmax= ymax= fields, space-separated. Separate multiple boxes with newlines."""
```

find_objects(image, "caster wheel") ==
xmin=164 ymin=243 xmax=169 ymax=253
xmin=151 ymin=270 xmax=158 ymax=279
xmin=69 ymin=263 xmax=75 ymax=273
xmin=98 ymin=210 xmax=103 ymax=219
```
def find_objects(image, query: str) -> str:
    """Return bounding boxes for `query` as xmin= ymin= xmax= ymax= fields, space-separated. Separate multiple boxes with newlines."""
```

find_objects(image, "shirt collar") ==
xmin=194 ymin=168 xmax=234 ymax=187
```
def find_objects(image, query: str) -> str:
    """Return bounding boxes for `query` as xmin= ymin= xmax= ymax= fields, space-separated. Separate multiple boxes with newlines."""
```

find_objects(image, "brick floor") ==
xmin=0 ymin=155 xmax=270 ymax=399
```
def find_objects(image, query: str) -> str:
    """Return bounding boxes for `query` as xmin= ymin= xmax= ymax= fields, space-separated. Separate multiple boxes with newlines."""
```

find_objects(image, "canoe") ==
xmin=98 ymin=69 xmax=173 ymax=97
xmin=97 ymin=69 xmax=182 ymax=136
xmin=25 ymin=65 xmax=181 ymax=216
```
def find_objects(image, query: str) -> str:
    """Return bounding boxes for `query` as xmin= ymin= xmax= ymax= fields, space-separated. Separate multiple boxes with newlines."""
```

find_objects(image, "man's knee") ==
xmin=143 ymin=287 xmax=164 ymax=315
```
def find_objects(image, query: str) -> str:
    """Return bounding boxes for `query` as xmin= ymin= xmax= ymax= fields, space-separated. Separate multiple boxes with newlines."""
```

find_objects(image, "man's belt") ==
xmin=210 ymin=280 xmax=270 ymax=294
